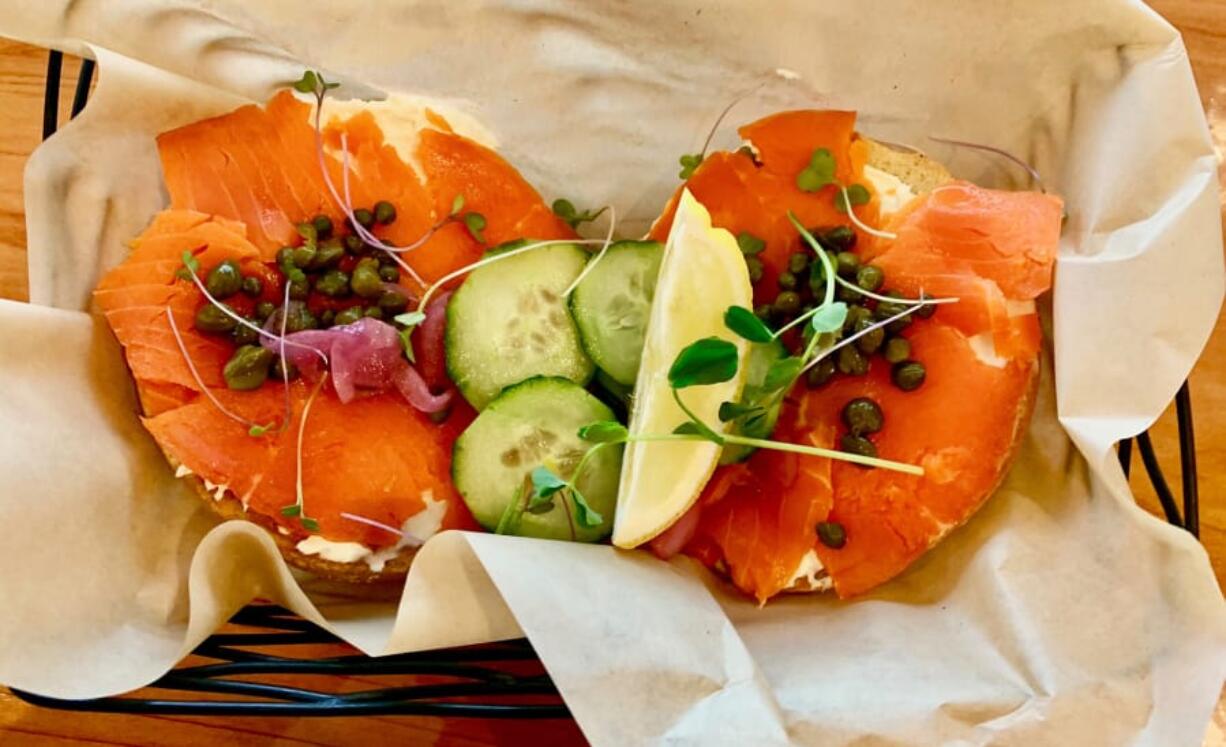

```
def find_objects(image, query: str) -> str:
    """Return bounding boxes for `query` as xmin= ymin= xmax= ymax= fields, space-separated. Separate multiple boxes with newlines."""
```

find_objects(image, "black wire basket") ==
xmin=10 ymin=50 xmax=1203 ymax=720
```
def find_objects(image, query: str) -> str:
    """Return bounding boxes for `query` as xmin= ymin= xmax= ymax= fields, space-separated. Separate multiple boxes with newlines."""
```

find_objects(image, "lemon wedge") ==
xmin=612 ymin=189 xmax=752 ymax=548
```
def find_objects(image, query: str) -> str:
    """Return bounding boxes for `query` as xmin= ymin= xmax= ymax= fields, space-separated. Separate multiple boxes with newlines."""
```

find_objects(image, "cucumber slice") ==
xmin=719 ymin=337 xmax=787 ymax=465
xmin=570 ymin=240 xmax=664 ymax=386
xmin=453 ymin=377 xmax=622 ymax=542
xmin=446 ymin=243 xmax=595 ymax=409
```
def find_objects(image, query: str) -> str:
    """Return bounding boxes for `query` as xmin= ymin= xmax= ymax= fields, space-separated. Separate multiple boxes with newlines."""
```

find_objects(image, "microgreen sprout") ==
xmin=664 ymin=338 xmax=921 ymax=474
xmin=562 ymin=205 xmax=617 ymax=297
xmin=165 ymin=305 xmax=272 ymax=434
xmin=793 ymin=148 xmax=896 ymax=240
xmin=339 ymin=512 xmax=406 ymax=539
xmin=838 ymin=184 xmax=897 ymax=240
xmin=298 ymin=69 xmax=479 ymax=290
xmin=279 ymin=371 xmax=328 ymax=533
xmin=552 ymin=198 xmax=609 ymax=230
xmin=928 ymin=135 xmax=1046 ymax=193
xmin=412 ymin=238 xmax=610 ymax=315
xmin=677 ymin=77 xmax=775 ymax=181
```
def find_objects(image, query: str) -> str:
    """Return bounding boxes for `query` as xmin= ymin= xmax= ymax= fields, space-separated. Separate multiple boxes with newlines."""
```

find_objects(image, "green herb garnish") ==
xmin=678 ymin=153 xmax=704 ymax=179
xmin=723 ymin=305 xmax=773 ymax=343
xmin=552 ymin=198 xmax=609 ymax=230
xmin=463 ymin=212 xmax=487 ymax=244
xmin=796 ymin=148 xmax=837 ymax=193
xmin=735 ymin=232 xmax=766 ymax=256
xmin=834 ymin=184 xmax=871 ymax=213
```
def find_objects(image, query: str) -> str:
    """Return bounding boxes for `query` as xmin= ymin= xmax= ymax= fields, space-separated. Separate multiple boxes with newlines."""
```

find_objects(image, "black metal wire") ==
xmin=41 ymin=51 xmax=62 ymax=140
xmin=71 ymin=58 xmax=95 ymax=118
xmin=10 ymin=601 xmax=569 ymax=718
xmin=1136 ymin=431 xmax=1184 ymax=527
xmin=1118 ymin=437 xmax=1132 ymax=478
xmin=1176 ymin=382 xmax=1199 ymax=538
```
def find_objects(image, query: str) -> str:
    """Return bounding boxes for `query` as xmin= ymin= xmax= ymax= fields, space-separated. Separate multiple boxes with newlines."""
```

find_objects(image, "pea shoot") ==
xmin=552 ymin=198 xmax=608 ymax=230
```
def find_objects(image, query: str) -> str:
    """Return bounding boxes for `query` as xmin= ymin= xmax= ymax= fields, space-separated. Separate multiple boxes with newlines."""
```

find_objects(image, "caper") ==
xmin=835 ymin=251 xmax=860 ymax=278
xmin=822 ymin=225 xmax=857 ymax=250
xmin=205 ymin=260 xmax=243 ymax=299
xmin=816 ymin=521 xmax=846 ymax=549
xmin=319 ymin=309 xmax=336 ymax=328
xmin=363 ymin=306 xmax=384 ymax=319
xmin=232 ymin=318 xmax=259 ymax=346
xmin=374 ymin=200 xmax=397 ymax=225
xmin=287 ymin=274 xmax=310 ymax=301
xmin=754 ymin=304 xmax=774 ymax=322
xmin=875 ymin=291 xmax=911 ymax=322
xmin=313 ymin=269 xmax=351 ymax=297
xmin=378 ymin=251 xmax=399 ymax=268
xmin=194 ymin=303 xmax=237 ymax=333
xmin=788 ymin=252 xmax=810 ymax=275
xmin=774 ymin=291 xmax=802 ymax=315
xmin=255 ymin=301 xmax=276 ymax=321
xmin=892 ymin=360 xmax=926 ymax=391
xmin=291 ymin=245 xmax=316 ymax=269
xmin=778 ymin=271 xmax=799 ymax=291
xmin=351 ymin=260 xmax=384 ymax=299
xmin=292 ymin=306 xmax=318 ymax=332
xmin=241 ymin=275 xmax=263 ymax=297
xmin=352 ymin=208 xmax=375 ymax=229
xmin=842 ymin=397 xmax=884 ymax=435
xmin=378 ymin=265 xmax=401 ymax=283
xmin=312 ymin=214 xmax=334 ymax=240
xmin=915 ymin=292 xmax=937 ymax=319
xmin=745 ymin=256 xmax=765 ymax=284
xmin=276 ymin=249 xmax=297 ymax=279
xmin=334 ymin=306 xmax=364 ymax=326
xmin=271 ymin=357 xmax=299 ymax=382
xmin=855 ymin=264 xmax=885 ymax=292
xmin=836 ymin=345 xmax=869 ymax=376
xmin=295 ymin=221 xmax=318 ymax=243
xmin=886 ymin=314 xmax=913 ymax=336
xmin=806 ymin=357 xmax=836 ymax=388
xmin=223 ymin=345 xmax=274 ymax=391
xmin=839 ymin=433 xmax=878 ymax=460
xmin=310 ymin=239 xmax=345 ymax=270
xmin=844 ymin=304 xmax=873 ymax=331
xmin=269 ymin=304 xmax=315 ymax=333
xmin=854 ymin=317 xmax=885 ymax=355
xmin=344 ymin=234 xmax=367 ymax=255
xmin=883 ymin=337 xmax=911 ymax=363
xmin=836 ymin=283 xmax=862 ymax=303
xmin=378 ymin=289 xmax=410 ymax=314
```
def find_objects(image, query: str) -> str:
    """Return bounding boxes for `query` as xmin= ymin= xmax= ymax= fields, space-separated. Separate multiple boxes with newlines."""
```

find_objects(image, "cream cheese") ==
xmin=1006 ymin=298 xmax=1036 ymax=317
xmin=296 ymin=535 xmax=369 ymax=565
xmin=788 ymin=549 xmax=833 ymax=592
xmin=966 ymin=332 xmax=1008 ymax=368
xmin=313 ymin=93 xmax=497 ymax=180
xmin=294 ymin=490 xmax=449 ymax=572
xmin=863 ymin=165 xmax=917 ymax=217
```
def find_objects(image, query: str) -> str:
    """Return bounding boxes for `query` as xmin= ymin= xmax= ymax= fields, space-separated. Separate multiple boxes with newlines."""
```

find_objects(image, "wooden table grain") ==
xmin=0 ymin=1 xmax=1224 ymax=742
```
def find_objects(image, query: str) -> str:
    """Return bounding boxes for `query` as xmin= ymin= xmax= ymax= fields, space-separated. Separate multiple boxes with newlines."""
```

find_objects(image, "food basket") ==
xmin=9 ymin=49 xmax=1203 ymax=721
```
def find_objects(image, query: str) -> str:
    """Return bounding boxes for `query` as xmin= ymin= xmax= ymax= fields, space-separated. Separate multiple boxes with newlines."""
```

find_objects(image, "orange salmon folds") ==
xmin=101 ymin=88 xmax=571 ymax=552
xmin=666 ymin=111 xmax=1061 ymax=601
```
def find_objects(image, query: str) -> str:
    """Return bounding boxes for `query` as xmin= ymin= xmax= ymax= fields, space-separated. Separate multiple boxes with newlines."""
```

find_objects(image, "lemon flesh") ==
xmin=612 ymin=189 xmax=753 ymax=549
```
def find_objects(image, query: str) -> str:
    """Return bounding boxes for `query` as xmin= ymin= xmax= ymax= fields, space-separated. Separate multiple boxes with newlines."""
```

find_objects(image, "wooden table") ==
xmin=0 ymin=2 xmax=1223 ymax=742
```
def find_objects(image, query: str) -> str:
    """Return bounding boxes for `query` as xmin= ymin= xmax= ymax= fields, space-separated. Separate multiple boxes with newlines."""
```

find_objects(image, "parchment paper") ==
xmin=0 ymin=1 xmax=1223 ymax=744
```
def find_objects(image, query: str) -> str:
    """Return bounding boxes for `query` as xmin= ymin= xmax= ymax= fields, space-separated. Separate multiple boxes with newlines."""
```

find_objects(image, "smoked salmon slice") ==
xmin=666 ymin=112 xmax=1061 ymax=600
xmin=157 ymin=91 xmax=574 ymax=277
